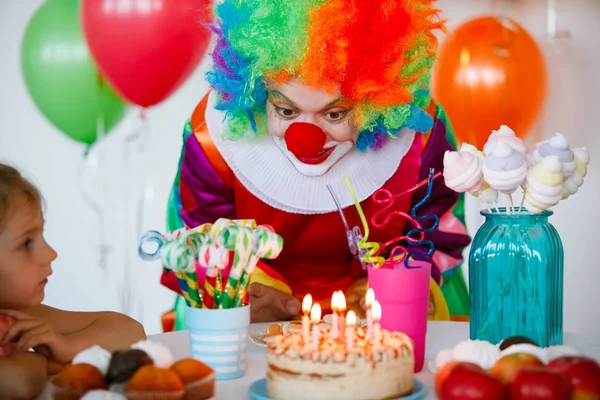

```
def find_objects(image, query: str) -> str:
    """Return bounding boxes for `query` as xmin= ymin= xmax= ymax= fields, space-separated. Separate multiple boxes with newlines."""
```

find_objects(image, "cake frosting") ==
xmin=267 ymin=326 xmax=414 ymax=400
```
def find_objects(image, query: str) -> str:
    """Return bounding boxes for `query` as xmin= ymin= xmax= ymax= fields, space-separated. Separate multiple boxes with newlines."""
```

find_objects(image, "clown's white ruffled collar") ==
xmin=205 ymin=91 xmax=415 ymax=215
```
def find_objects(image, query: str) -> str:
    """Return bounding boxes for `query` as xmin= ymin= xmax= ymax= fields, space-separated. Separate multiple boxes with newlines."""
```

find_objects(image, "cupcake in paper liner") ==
xmin=125 ymin=365 xmax=185 ymax=400
xmin=171 ymin=359 xmax=216 ymax=400
xmin=48 ymin=364 xmax=108 ymax=400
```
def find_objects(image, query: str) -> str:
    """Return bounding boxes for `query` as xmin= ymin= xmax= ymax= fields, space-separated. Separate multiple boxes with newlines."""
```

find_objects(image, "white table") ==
xmin=149 ymin=321 xmax=600 ymax=400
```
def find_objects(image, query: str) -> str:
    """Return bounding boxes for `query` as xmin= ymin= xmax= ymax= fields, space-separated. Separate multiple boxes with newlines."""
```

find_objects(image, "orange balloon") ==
xmin=432 ymin=16 xmax=547 ymax=150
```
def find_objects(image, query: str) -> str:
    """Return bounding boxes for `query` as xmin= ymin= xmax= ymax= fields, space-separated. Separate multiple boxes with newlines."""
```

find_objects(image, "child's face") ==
xmin=266 ymin=79 xmax=358 ymax=176
xmin=0 ymin=198 xmax=56 ymax=309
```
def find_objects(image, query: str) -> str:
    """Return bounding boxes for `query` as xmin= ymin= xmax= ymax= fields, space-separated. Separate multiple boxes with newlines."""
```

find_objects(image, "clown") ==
xmin=162 ymin=0 xmax=471 ymax=329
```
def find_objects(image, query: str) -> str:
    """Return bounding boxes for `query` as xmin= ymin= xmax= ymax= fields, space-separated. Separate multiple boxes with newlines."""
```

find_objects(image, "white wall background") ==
xmin=0 ymin=0 xmax=598 ymax=335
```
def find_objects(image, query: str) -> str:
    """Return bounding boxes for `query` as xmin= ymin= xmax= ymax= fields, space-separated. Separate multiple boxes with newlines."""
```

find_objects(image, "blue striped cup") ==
xmin=186 ymin=305 xmax=250 ymax=380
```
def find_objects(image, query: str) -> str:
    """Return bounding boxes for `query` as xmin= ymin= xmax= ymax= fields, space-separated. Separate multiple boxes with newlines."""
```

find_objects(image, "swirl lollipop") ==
xmin=483 ymin=125 xmax=527 ymax=155
xmin=523 ymin=156 xmax=564 ymax=214
xmin=161 ymin=240 xmax=201 ymax=307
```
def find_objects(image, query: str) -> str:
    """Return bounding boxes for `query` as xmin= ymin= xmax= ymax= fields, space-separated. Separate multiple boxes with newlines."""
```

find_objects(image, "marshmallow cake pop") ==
xmin=482 ymin=142 xmax=528 ymax=194
xmin=523 ymin=156 xmax=564 ymax=214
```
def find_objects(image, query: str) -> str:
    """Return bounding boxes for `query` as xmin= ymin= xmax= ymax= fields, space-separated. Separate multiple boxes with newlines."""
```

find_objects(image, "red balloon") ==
xmin=82 ymin=0 xmax=212 ymax=107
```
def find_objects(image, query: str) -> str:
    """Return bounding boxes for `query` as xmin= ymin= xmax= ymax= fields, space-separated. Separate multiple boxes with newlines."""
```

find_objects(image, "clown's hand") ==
xmin=248 ymin=283 xmax=301 ymax=323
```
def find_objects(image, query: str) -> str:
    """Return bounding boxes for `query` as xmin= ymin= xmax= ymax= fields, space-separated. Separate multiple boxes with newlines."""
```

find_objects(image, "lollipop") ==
xmin=533 ymin=133 xmax=576 ymax=178
xmin=483 ymin=125 xmax=526 ymax=155
xmin=443 ymin=151 xmax=483 ymax=194
xmin=562 ymin=147 xmax=590 ymax=199
xmin=482 ymin=142 xmax=528 ymax=194
xmin=523 ymin=156 xmax=564 ymax=214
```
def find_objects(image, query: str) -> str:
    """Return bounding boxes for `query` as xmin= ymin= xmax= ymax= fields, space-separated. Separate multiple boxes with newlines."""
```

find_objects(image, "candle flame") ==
xmin=330 ymin=291 xmax=338 ymax=312
xmin=338 ymin=291 xmax=346 ymax=312
xmin=365 ymin=288 xmax=375 ymax=307
xmin=310 ymin=303 xmax=322 ymax=323
xmin=371 ymin=300 xmax=382 ymax=321
xmin=346 ymin=310 xmax=356 ymax=327
xmin=302 ymin=294 xmax=313 ymax=314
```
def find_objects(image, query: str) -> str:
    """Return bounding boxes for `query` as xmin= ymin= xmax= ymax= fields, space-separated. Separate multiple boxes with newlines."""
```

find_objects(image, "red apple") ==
xmin=548 ymin=356 xmax=600 ymax=400
xmin=492 ymin=352 xmax=545 ymax=384
xmin=435 ymin=361 xmax=470 ymax=396
xmin=0 ymin=314 xmax=16 ymax=356
xmin=510 ymin=367 xmax=572 ymax=400
xmin=439 ymin=362 xmax=507 ymax=400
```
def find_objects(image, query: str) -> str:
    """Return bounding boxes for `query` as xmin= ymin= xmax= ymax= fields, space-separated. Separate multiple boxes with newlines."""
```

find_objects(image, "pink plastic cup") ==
xmin=367 ymin=260 xmax=431 ymax=372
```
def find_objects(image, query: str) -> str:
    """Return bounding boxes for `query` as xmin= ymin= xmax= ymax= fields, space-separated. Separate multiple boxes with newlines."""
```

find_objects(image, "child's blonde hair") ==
xmin=0 ymin=163 xmax=42 ymax=231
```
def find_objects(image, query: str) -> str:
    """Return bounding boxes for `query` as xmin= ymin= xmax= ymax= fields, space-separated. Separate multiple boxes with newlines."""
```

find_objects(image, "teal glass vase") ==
xmin=469 ymin=208 xmax=564 ymax=347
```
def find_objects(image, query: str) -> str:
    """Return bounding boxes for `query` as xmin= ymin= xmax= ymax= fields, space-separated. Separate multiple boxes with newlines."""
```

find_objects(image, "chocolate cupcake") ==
xmin=106 ymin=349 xmax=154 ymax=384
xmin=499 ymin=336 xmax=539 ymax=351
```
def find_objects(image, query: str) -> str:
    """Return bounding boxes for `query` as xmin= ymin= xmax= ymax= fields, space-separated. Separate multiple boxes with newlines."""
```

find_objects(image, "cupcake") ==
xmin=106 ymin=349 xmax=154 ymax=385
xmin=125 ymin=365 xmax=185 ymax=400
xmin=50 ymin=363 xmax=108 ymax=400
xmin=171 ymin=359 xmax=215 ymax=400
xmin=131 ymin=341 xmax=174 ymax=369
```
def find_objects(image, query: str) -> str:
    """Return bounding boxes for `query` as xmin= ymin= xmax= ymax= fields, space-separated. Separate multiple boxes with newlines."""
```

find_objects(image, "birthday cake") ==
xmin=266 ymin=326 xmax=414 ymax=400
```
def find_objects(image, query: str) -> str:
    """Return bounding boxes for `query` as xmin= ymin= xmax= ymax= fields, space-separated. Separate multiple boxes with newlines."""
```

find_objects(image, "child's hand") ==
xmin=248 ymin=283 xmax=301 ymax=323
xmin=0 ymin=309 xmax=74 ymax=363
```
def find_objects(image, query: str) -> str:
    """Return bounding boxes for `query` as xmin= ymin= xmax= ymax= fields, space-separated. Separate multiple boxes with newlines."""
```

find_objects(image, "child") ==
xmin=0 ymin=163 xmax=146 ymax=399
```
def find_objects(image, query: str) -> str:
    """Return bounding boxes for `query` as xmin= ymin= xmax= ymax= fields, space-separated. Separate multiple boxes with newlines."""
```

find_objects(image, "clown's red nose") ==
xmin=284 ymin=122 xmax=327 ymax=158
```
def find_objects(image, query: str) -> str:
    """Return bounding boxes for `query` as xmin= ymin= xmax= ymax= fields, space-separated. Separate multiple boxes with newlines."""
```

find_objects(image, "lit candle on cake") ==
xmin=338 ymin=291 xmax=346 ymax=339
xmin=372 ymin=300 xmax=382 ymax=344
xmin=311 ymin=303 xmax=321 ymax=352
xmin=302 ymin=294 xmax=312 ymax=344
xmin=346 ymin=310 xmax=356 ymax=351
xmin=331 ymin=292 xmax=339 ymax=339
xmin=365 ymin=288 xmax=375 ymax=340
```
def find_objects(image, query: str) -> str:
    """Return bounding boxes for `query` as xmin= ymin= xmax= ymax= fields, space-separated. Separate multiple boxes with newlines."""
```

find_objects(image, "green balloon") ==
xmin=21 ymin=0 xmax=126 ymax=144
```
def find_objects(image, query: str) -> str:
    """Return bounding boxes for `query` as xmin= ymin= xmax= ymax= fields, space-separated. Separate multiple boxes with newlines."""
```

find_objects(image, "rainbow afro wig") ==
xmin=206 ymin=0 xmax=445 ymax=151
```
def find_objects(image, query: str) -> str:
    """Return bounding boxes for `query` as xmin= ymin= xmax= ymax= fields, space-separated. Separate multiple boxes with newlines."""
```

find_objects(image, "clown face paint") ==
xmin=266 ymin=79 xmax=357 ymax=177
